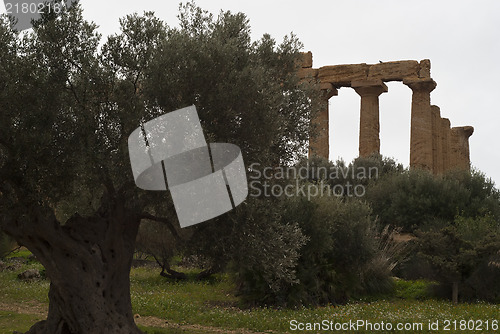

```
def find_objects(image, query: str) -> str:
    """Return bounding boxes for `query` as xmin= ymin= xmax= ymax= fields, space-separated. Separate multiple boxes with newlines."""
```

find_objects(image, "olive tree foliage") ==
xmin=147 ymin=5 xmax=318 ymax=164
xmin=0 ymin=2 xmax=320 ymax=332
xmin=129 ymin=3 xmax=323 ymax=280
xmin=0 ymin=5 xmax=154 ymax=332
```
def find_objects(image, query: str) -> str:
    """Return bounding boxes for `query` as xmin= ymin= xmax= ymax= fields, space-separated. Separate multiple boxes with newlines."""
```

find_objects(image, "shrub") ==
xmin=227 ymin=198 xmax=308 ymax=305
xmin=290 ymin=196 xmax=396 ymax=305
xmin=366 ymin=168 xmax=500 ymax=232
xmin=234 ymin=193 xmax=398 ymax=307
xmin=293 ymin=154 xmax=402 ymax=196
xmin=394 ymin=279 xmax=435 ymax=300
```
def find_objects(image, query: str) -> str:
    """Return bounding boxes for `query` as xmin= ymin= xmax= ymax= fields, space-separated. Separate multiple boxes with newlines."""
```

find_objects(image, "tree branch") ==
xmin=2 ymin=245 xmax=22 ymax=258
xmin=152 ymin=254 xmax=186 ymax=280
xmin=66 ymin=78 xmax=82 ymax=105
xmin=140 ymin=213 xmax=181 ymax=241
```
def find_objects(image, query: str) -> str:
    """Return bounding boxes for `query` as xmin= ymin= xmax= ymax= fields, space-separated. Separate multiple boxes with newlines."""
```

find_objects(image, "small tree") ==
xmin=135 ymin=219 xmax=188 ymax=280
xmin=416 ymin=215 xmax=500 ymax=303
xmin=416 ymin=226 xmax=476 ymax=303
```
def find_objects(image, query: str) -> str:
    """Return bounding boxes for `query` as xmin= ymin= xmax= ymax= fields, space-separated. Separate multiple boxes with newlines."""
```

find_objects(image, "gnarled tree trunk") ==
xmin=3 ymin=197 xmax=144 ymax=334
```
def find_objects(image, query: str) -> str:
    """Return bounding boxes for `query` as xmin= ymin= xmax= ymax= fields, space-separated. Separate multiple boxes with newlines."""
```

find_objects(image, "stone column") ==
xmin=352 ymin=80 xmax=388 ymax=158
xmin=431 ymin=105 xmax=442 ymax=174
xmin=308 ymin=82 xmax=338 ymax=159
xmin=440 ymin=118 xmax=451 ymax=173
xmin=404 ymin=78 xmax=437 ymax=171
xmin=450 ymin=126 xmax=474 ymax=171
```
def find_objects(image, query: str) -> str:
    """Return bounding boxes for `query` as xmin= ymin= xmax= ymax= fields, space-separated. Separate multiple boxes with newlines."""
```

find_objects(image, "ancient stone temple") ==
xmin=299 ymin=52 xmax=473 ymax=174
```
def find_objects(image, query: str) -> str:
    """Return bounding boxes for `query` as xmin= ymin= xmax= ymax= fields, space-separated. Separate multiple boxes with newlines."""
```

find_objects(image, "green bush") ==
xmin=366 ymin=168 xmax=500 ymax=232
xmin=293 ymin=154 xmax=402 ymax=196
xmin=394 ymin=279 xmax=435 ymax=300
xmin=227 ymin=198 xmax=308 ymax=305
xmin=288 ymin=196 xmax=395 ymax=305
xmin=455 ymin=215 xmax=500 ymax=302
xmin=234 ymin=193 xmax=397 ymax=306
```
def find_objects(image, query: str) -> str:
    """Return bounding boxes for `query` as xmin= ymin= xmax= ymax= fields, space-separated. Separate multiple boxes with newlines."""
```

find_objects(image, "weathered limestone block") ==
xmin=319 ymin=60 xmax=431 ymax=87
xmin=318 ymin=64 xmax=369 ymax=87
xmin=419 ymin=59 xmax=431 ymax=78
xmin=309 ymin=86 xmax=338 ymax=159
xmin=301 ymin=51 xmax=313 ymax=68
xmin=367 ymin=60 xmax=420 ymax=82
xmin=404 ymin=78 xmax=437 ymax=171
xmin=450 ymin=126 xmax=474 ymax=171
xmin=297 ymin=68 xmax=319 ymax=81
xmin=352 ymin=80 xmax=388 ymax=157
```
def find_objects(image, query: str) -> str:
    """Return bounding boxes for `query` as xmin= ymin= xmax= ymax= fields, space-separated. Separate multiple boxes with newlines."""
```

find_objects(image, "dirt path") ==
xmin=0 ymin=301 xmax=46 ymax=317
xmin=0 ymin=302 xmax=277 ymax=334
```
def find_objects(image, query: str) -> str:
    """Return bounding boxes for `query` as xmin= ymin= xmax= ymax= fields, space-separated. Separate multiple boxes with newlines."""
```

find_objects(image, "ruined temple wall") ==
xmin=428 ymin=112 xmax=473 ymax=174
xmin=429 ymin=108 xmax=475 ymax=175
xmin=298 ymin=52 xmax=473 ymax=174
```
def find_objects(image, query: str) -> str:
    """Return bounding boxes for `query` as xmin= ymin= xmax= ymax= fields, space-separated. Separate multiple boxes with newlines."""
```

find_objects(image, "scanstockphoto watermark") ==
xmin=3 ymin=0 xmax=77 ymax=31
xmin=248 ymin=162 xmax=379 ymax=200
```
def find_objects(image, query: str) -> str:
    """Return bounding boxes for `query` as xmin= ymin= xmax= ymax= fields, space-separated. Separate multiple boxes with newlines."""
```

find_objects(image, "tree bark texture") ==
xmin=2 ymin=196 xmax=143 ymax=334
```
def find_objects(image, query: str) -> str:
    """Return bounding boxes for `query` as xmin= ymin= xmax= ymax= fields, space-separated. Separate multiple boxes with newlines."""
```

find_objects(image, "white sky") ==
xmin=3 ymin=1 xmax=499 ymax=185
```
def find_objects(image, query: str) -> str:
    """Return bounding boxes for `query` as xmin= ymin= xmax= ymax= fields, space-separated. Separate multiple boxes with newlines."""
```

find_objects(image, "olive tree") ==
xmin=0 ymin=2 xmax=318 ymax=332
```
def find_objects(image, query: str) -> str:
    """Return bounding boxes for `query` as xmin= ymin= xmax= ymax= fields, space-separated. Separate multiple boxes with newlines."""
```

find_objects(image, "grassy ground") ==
xmin=0 ymin=252 xmax=499 ymax=333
